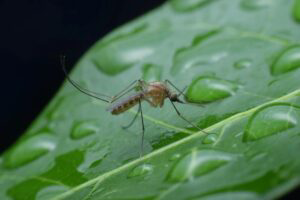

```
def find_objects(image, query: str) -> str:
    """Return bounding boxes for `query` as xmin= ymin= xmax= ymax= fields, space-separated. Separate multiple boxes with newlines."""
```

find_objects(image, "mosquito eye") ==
xmin=170 ymin=95 xmax=177 ymax=101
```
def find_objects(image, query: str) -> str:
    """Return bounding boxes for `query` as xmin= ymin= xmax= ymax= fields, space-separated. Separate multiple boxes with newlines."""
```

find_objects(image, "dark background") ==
xmin=0 ymin=0 xmax=166 ymax=153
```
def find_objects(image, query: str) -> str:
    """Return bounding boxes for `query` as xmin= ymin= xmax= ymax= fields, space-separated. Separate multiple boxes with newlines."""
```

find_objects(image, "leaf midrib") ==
xmin=50 ymin=87 xmax=300 ymax=200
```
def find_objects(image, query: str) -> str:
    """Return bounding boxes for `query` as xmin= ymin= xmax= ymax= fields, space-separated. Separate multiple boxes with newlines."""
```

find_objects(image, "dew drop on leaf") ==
xmin=243 ymin=103 xmax=299 ymax=142
xmin=185 ymin=76 xmax=239 ymax=103
xmin=90 ymin=24 xmax=168 ymax=76
xmin=271 ymin=46 xmax=300 ymax=75
xmin=142 ymin=63 xmax=162 ymax=82
xmin=170 ymin=0 xmax=214 ymax=12
xmin=234 ymin=59 xmax=252 ymax=69
xmin=293 ymin=0 xmax=300 ymax=22
xmin=45 ymin=96 xmax=66 ymax=120
xmin=71 ymin=120 xmax=99 ymax=140
xmin=240 ymin=0 xmax=273 ymax=10
xmin=7 ymin=150 xmax=87 ymax=200
xmin=202 ymin=133 xmax=218 ymax=144
xmin=169 ymin=153 xmax=181 ymax=161
xmin=3 ymin=134 xmax=56 ymax=168
xmin=127 ymin=164 xmax=153 ymax=178
xmin=167 ymin=150 xmax=233 ymax=182
xmin=171 ymin=31 xmax=220 ymax=75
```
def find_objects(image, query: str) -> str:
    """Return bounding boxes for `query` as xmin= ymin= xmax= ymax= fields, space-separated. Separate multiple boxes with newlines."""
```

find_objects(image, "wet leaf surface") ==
xmin=1 ymin=0 xmax=300 ymax=199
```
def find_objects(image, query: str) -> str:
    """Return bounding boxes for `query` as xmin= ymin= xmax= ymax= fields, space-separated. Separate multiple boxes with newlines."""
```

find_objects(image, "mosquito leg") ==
xmin=110 ymin=80 xmax=139 ymax=103
xmin=165 ymin=79 xmax=188 ymax=99
xmin=122 ymin=103 xmax=141 ymax=129
xmin=61 ymin=56 xmax=111 ymax=103
xmin=177 ymin=86 xmax=187 ymax=98
xmin=169 ymin=98 xmax=210 ymax=135
xmin=110 ymin=87 xmax=136 ymax=103
xmin=139 ymin=99 xmax=145 ymax=158
xmin=166 ymin=79 xmax=204 ymax=107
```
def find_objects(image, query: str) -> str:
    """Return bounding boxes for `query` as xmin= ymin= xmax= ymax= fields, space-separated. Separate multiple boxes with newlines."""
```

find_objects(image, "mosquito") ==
xmin=61 ymin=57 xmax=208 ymax=157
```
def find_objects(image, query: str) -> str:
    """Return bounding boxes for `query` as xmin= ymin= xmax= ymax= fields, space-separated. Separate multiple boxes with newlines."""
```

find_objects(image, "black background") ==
xmin=0 ymin=0 xmax=166 ymax=153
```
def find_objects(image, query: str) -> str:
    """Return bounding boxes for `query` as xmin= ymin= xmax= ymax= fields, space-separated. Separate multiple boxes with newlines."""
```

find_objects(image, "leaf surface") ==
xmin=1 ymin=0 xmax=300 ymax=199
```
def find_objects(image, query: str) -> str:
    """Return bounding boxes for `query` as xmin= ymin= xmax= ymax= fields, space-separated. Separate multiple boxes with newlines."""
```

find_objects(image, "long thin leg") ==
xmin=166 ymin=79 xmax=204 ymax=107
xmin=61 ymin=55 xmax=140 ymax=103
xmin=177 ymin=86 xmax=187 ymax=98
xmin=61 ymin=56 xmax=111 ymax=103
xmin=169 ymin=99 xmax=210 ymax=135
xmin=122 ymin=103 xmax=141 ymax=129
xmin=110 ymin=80 xmax=138 ymax=103
xmin=165 ymin=79 xmax=188 ymax=99
xmin=139 ymin=99 xmax=145 ymax=158
xmin=111 ymin=79 xmax=149 ymax=104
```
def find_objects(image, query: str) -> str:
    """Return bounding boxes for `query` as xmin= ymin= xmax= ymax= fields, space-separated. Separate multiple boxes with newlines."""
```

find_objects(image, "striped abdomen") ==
xmin=108 ymin=92 xmax=144 ymax=115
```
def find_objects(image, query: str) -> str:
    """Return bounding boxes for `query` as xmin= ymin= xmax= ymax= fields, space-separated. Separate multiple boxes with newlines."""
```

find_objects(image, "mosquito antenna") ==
xmin=61 ymin=55 xmax=111 ymax=103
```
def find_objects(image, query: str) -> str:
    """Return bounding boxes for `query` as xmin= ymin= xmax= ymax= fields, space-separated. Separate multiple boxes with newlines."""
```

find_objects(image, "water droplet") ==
xmin=71 ymin=120 xmax=99 ymax=140
xmin=80 ymin=146 xmax=109 ymax=171
xmin=243 ymin=103 xmax=299 ymax=142
xmin=3 ymin=134 xmax=56 ymax=168
xmin=293 ymin=0 xmax=300 ymax=22
xmin=271 ymin=46 xmax=300 ymax=75
xmin=142 ymin=63 xmax=162 ymax=82
xmin=202 ymin=134 xmax=218 ymax=144
xmin=128 ymin=164 xmax=153 ymax=178
xmin=90 ymin=24 xmax=168 ymax=75
xmin=171 ymin=30 xmax=220 ymax=74
xmin=44 ymin=150 xmax=87 ymax=185
xmin=36 ymin=185 xmax=69 ymax=200
xmin=185 ymin=76 xmax=239 ymax=103
xmin=169 ymin=153 xmax=181 ymax=161
xmin=7 ymin=150 xmax=87 ymax=200
xmin=170 ymin=0 xmax=214 ymax=12
xmin=89 ymin=158 xmax=104 ymax=168
xmin=250 ymin=152 xmax=268 ymax=161
xmin=167 ymin=149 xmax=233 ymax=182
xmin=45 ymin=96 xmax=65 ymax=120
xmin=234 ymin=59 xmax=252 ymax=69
xmin=240 ymin=0 xmax=273 ymax=10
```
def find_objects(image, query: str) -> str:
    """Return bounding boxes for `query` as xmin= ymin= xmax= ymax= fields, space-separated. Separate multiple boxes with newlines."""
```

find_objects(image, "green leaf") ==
xmin=1 ymin=0 xmax=300 ymax=199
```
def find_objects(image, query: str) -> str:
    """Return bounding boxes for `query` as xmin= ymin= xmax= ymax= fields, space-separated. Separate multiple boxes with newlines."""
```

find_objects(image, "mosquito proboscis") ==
xmin=61 ymin=56 xmax=209 ymax=157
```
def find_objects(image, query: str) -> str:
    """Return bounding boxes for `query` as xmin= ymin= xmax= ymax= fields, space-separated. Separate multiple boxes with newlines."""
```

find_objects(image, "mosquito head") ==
xmin=169 ymin=93 xmax=184 ymax=103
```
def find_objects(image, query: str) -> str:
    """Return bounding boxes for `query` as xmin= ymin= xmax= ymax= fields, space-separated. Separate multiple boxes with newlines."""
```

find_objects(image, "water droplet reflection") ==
xmin=71 ymin=120 xmax=99 ymax=140
xmin=234 ymin=59 xmax=252 ymax=69
xmin=167 ymin=149 xmax=233 ymax=182
xmin=244 ymin=103 xmax=299 ymax=141
xmin=128 ymin=164 xmax=153 ymax=178
xmin=142 ymin=63 xmax=162 ymax=82
xmin=4 ymin=134 xmax=56 ymax=168
xmin=185 ymin=76 xmax=239 ymax=103
xmin=170 ymin=0 xmax=215 ymax=12
xmin=240 ymin=0 xmax=273 ymax=10
xmin=293 ymin=0 xmax=300 ymax=22
xmin=271 ymin=46 xmax=300 ymax=75
xmin=202 ymin=134 xmax=218 ymax=144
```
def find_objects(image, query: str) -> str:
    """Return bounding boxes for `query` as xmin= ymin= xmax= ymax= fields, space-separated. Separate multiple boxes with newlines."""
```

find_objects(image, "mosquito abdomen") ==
xmin=109 ymin=92 xmax=143 ymax=115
